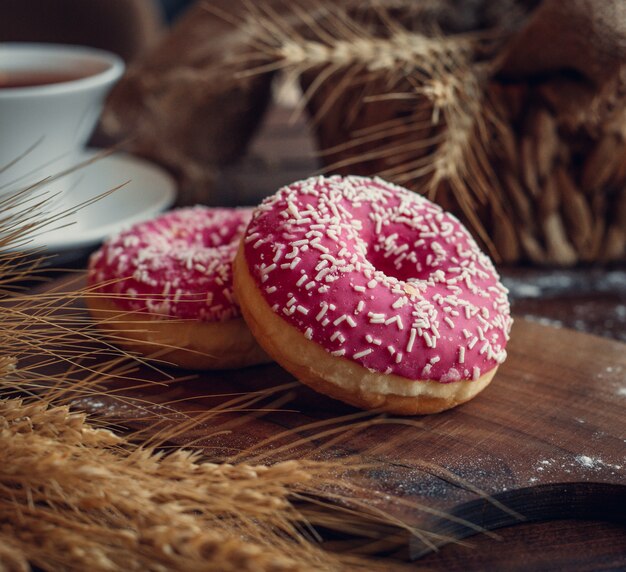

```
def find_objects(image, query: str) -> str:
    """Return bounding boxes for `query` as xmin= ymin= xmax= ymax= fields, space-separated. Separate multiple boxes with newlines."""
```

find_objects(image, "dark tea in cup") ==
xmin=0 ymin=70 xmax=91 ymax=89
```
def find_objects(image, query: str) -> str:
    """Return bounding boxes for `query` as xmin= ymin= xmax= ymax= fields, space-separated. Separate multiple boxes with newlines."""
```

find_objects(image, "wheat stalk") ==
xmin=213 ymin=0 xmax=503 ymax=256
xmin=1 ymin=398 xmax=398 ymax=572
xmin=228 ymin=1 xmax=626 ymax=265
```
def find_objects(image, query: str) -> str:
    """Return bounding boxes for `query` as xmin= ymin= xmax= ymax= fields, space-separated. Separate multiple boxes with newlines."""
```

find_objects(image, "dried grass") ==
xmin=0 ymin=183 xmax=422 ymax=571
xmin=0 ymin=398 xmax=390 ymax=571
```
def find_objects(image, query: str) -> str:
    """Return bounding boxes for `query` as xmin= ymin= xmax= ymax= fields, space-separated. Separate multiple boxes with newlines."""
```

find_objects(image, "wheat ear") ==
xmin=217 ymin=1 xmax=502 ymax=256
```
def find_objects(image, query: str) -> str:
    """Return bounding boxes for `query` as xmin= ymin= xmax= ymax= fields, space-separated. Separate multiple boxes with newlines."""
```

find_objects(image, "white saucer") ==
xmin=18 ymin=149 xmax=176 ymax=255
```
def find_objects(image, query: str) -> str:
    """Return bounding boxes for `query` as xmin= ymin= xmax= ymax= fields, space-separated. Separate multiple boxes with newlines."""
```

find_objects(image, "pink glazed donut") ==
xmin=233 ymin=176 xmax=512 ymax=414
xmin=88 ymin=206 xmax=269 ymax=369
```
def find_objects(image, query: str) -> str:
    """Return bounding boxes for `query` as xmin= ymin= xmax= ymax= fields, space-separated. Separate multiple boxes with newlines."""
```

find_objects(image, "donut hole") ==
xmin=366 ymin=232 xmax=434 ymax=283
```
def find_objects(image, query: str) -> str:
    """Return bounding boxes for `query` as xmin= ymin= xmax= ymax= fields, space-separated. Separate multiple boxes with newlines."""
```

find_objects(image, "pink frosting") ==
xmin=243 ymin=176 xmax=512 ymax=383
xmin=89 ymin=206 xmax=252 ymax=322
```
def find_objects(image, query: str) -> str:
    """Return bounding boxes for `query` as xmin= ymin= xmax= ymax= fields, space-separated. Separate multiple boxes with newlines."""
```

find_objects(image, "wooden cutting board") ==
xmin=57 ymin=306 xmax=626 ymax=556
xmin=27 ymin=276 xmax=626 ymax=566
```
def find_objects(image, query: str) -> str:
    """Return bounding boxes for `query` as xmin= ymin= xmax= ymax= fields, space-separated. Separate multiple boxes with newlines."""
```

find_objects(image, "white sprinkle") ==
xmin=367 ymin=279 xmax=377 ymax=288
xmin=462 ymin=329 xmax=471 ymax=339
xmin=244 ymin=232 xmax=261 ymax=243
xmin=331 ymin=349 xmax=346 ymax=357
xmin=284 ymin=246 xmax=299 ymax=260
xmin=468 ymin=337 xmax=478 ymax=350
xmin=430 ymin=356 xmax=440 ymax=364
xmin=385 ymin=315 xmax=404 ymax=330
xmin=353 ymin=284 xmax=366 ymax=292
xmin=392 ymin=297 xmax=407 ymax=309
xmin=305 ymin=281 xmax=316 ymax=290
xmin=472 ymin=366 xmax=481 ymax=380
xmin=296 ymin=305 xmax=309 ymax=315
xmin=395 ymin=352 xmax=403 ymax=364
xmin=265 ymin=286 xmax=277 ymax=294
xmin=444 ymin=316 xmax=455 ymax=329
xmin=355 ymin=300 xmax=365 ymax=314
xmin=315 ymin=259 xmax=329 ymax=271
xmin=296 ymin=274 xmax=308 ymax=287
xmin=459 ymin=346 xmax=465 ymax=364
xmin=315 ymin=303 xmax=329 ymax=321
xmin=287 ymin=201 xmax=301 ymax=219
xmin=304 ymin=327 xmax=313 ymax=340
xmin=353 ymin=348 xmax=373 ymax=359
xmin=330 ymin=331 xmax=343 ymax=342
xmin=369 ymin=317 xmax=386 ymax=324
xmin=315 ymin=268 xmax=331 ymax=281
xmin=290 ymin=257 xmax=301 ymax=269
xmin=366 ymin=335 xmax=382 ymax=345
xmin=311 ymin=242 xmax=329 ymax=253
xmin=406 ymin=328 xmax=417 ymax=353
xmin=333 ymin=315 xmax=347 ymax=326
xmin=423 ymin=331 xmax=433 ymax=348
xmin=387 ymin=345 xmax=396 ymax=355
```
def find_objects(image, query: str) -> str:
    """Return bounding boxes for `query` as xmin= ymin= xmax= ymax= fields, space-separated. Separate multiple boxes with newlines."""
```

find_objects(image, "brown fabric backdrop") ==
xmin=0 ymin=0 xmax=164 ymax=62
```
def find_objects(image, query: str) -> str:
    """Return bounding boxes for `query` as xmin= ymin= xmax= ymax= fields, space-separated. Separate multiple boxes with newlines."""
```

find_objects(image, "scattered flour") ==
xmin=576 ymin=455 xmax=598 ymax=469
xmin=533 ymin=458 xmax=555 ymax=473
xmin=530 ymin=455 xmax=624 ymax=482
xmin=575 ymin=455 xmax=623 ymax=471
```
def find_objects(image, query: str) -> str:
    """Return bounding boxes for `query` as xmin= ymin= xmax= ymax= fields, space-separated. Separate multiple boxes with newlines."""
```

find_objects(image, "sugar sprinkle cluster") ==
xmin=89 ymin=207 xmax=251 ymax=322
xmin=243 ymin=176 xmax=512 ymax=383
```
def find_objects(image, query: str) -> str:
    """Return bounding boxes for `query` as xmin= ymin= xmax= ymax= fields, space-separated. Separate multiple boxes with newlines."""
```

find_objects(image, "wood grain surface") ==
xmin=39 ymin=273 xmax=625 ymax=568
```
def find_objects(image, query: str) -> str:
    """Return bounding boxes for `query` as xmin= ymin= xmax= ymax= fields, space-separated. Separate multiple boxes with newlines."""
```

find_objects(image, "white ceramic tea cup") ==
xmin=0 ymin=43 xmax=124 ymax=211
